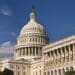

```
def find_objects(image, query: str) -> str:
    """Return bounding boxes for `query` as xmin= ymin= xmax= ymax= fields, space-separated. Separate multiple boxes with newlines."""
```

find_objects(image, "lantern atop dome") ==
xmin=30 ymin=6 xmax=36 ymax=21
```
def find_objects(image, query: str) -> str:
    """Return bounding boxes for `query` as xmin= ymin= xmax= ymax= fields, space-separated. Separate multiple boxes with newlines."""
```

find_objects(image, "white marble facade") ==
xmin=43 ymin=35 xmax=75 ymax=75
xmin=0 ymin=7 xmax=75 ymax=75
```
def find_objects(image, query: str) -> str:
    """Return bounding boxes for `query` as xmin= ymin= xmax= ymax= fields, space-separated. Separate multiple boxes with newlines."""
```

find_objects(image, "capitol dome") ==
xmin=14 ymin=7 xmax=49 ymax=60
xmin=20 ymin=10 xmax=45 ymax=35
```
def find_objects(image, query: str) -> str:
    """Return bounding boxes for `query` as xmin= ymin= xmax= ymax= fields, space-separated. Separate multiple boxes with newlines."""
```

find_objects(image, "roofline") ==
xmin=43 ymin=35 xmax=75 ymax=49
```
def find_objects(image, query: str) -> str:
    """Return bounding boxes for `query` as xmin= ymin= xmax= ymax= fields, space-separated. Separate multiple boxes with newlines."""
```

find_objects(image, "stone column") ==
xmin=64 ymin=47 xmax=66 ymax=62
xmin=69 ymin=44 xmax=73 ymax=61
xmin=55 ymin=50 xmax=57 ymax=64
xmin=25 ymin=47 xmax=26 ymax=56
xmin=65 ymin=46 xmax=69 ymax=62
xmin=19 ymin=48 xmax=20 ymax=57
xmin=26 ymin=47 xmax=28 ymax=56
xmin=57 ymin=49 xmax=60 ymax=64
xmin=73 ymin=43 xmax=75 ymax=60
xmin=35 ymin=47 xmax=36 ymax=56
xmin=72 ymin=44 xmax=74 ymax=60
xmin=23 ymin=47 xmax=25 ymax=56
xmin=60 ymin=48 xmax=62 ymax=63
xmin=32 ymin=47 xmax=34 ymax=56
xmin=27 ymin=47 xmax=28 ymax=55
xmin=68 ymin=45 xmax=71 ymax=61
xmin=59 ymin=48 xmax=61 ymax=63
xmin=61 ymin=47 xmax=65 ymax=63
xmin=21 ymin=48 xmax=23 ymax=56
xmin=20 ymin=48 xmax=21 ymax=56
xmin=28 ymin=47 xmax=30 ymax=56
xmin=33 ymin=47 xmax=35 ymax=56
xmin=31 ymin=47 xmax=33 ymax=56
xmin=30 ymin=47 xmax=31 ymax=56
xmin=53 ymin=50 xmax=56 ymax=65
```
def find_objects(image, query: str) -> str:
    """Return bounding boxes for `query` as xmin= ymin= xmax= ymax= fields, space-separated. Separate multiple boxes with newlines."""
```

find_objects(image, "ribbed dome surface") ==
xmin=20 ymin=10 xmax=45 ymax=35
xmin=20 ymin=20 xmax=44 ymax=35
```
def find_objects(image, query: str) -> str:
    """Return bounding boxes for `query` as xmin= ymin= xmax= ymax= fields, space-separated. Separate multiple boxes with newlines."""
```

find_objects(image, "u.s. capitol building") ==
xmin=0 ymin=7 xmax=75 ymax=75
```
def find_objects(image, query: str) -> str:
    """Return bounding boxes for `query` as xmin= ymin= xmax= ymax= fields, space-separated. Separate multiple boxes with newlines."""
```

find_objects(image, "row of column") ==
xmin=15 ymin=47 xmax=42 ymax=57
xmin=45 ymin=43 xmax=75 ymax=63
xmin=44 ymin=66 xmax=74 ymax=75
xmin=33 ymin=70 xmax=42 ymax=75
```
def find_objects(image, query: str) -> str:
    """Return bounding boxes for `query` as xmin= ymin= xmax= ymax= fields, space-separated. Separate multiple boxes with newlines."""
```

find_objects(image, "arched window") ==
xmin=51 ymin=71 xmax=53 ymax=75
xmin=59 ymin=69 xmax=61 ymax=75
xmin=55 ymin=70 xmax=57 ymax=75
xmin=62 ymin=68 xmax=65 ymax=75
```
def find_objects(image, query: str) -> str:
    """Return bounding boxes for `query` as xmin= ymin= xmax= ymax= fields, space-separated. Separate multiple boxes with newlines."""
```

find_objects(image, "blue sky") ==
xmin=0 ymin=0 xmax=75 ymax=58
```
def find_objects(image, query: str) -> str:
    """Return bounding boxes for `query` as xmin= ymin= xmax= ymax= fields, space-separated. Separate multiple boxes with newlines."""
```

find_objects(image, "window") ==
xmin=48 ymin=71 xmax=50 ymax=75
xmin=70 ymin=66 xmax=73 ymax=71
xmin=39 ymin=70 xmax=41 ymax=75
xmin=36 ymin=71 xmax=37 ymax=75
xmin=35 ymin=38 xmax=37 ymax=42
xmin=62 ymin=68 xmax=65 ymax=74
xmin=55 ymin=70 xmax=57 ymax=75
xmin=33 ymin=38 xmax=34 ymax=42
xmin=17 ymin=71 xmax=20 ymax=75
xmin=44 ymin=72 xmax=46 ymax=75
xmin=66 ymin=67 xmax=69 ymax=72
xmin=23 ymin=72 xmax=26 ymax=75
xmin=59 ymin=69 xmax=61 ymax=75
xmin=30 ymin=38 xmax=31 ymax=42
xmin=47 ymin=52 xmax=50 ymax=57
xmin=51 ymin=51 xmax=53 ymax=56
xmin=51 ymin=71 xmax=53 ymax=75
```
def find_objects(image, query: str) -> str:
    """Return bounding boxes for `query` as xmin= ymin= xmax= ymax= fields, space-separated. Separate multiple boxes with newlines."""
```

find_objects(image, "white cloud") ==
xmin=0 ymin=41 xmax=14 ymax=58
xmin=0 ymin=6 xmax=12 ymax=16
